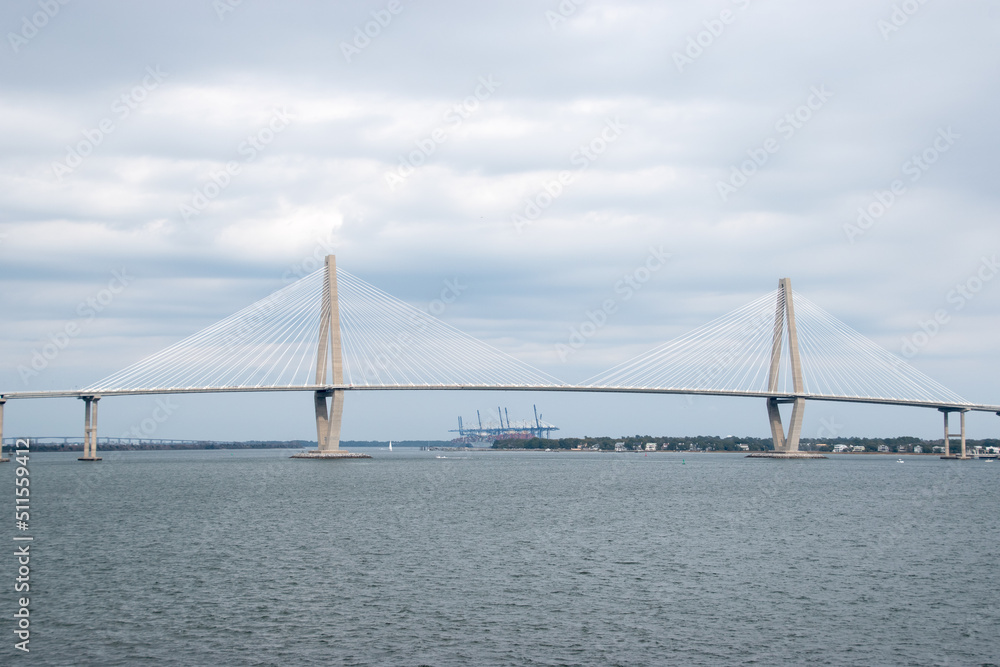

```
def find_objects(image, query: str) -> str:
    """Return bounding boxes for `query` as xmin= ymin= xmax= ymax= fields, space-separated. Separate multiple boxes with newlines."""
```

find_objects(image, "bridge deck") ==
xmin=2 ymin=385 xmax=998 ymax=413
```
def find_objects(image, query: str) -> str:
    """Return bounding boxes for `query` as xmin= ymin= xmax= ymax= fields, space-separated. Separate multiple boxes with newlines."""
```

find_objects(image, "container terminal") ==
xmin=449 ymin=405 xmax=559 ymax=445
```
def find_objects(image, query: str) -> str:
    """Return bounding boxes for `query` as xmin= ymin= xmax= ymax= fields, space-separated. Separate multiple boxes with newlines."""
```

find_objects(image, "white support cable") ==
xmin=85 ymin=271 xmax=326 ymax=391
xmin=583 ymin=287 xmax=968 ymax=406
xmin=335 ymin=268 xmax=563 ymax=387
xmin=225 ymin=290 xmax=320 ymax=387
xmin=81 ymin=270 xmax=969 ymax=406
xmin=791 ymin=292 xmax=966 ymax=403
xmin=586 ymin=290 xmax=780 ymax=392
xmin=84 ymin=264 xmax=563 ymax=392
xmin=134 ymin=274 xmax=318 ymax=387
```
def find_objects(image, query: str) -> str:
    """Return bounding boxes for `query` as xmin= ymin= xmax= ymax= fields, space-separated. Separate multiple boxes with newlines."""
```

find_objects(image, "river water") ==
xmin=3 ymin=448 xmax=998 ymax=665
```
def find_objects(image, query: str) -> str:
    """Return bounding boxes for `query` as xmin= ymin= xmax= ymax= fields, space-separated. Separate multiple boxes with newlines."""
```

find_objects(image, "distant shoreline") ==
xmin=0 ymin=439 xmax=451 ymax=453
xmin=483 ymin=449 xmax=953 ymax=455
xmin=492 ymin=435 xmax=999 ymax=454
xmin=4 ymin=435 xmax=995 ymax=455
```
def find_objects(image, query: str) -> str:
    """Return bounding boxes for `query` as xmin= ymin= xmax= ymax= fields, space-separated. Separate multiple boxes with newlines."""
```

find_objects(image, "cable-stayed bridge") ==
xmin=2 ymin=256 xmax=997 ymax=460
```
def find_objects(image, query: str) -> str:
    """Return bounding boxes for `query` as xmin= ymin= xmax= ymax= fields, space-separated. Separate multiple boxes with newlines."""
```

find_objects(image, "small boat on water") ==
xmin=896 ymin=459 xmax=905 ymax=463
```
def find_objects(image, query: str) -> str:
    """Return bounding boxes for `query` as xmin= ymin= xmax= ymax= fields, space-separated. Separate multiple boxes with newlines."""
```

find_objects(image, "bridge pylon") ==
xmin=293 ymin=255 xmax=369 ymax=460
xmin=762 ymin=278 xmax=813 ymax=457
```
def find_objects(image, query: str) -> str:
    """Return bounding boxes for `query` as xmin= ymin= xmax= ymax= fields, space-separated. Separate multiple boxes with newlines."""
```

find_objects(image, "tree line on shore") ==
xmin=492 ymin=435 xmax=1000 ymax=452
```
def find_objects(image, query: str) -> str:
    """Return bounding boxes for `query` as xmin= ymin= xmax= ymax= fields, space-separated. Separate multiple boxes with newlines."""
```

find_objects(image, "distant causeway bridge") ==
xmin=2 ymin=256 xmax=997 ymax=461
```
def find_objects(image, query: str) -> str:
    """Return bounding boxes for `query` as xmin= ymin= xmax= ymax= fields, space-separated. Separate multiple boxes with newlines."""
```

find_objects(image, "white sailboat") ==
xmin=388 ymin=440 xmax=393 ymax=452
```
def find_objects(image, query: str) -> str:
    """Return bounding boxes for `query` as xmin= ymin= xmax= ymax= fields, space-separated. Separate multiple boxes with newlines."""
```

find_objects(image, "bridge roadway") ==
xmin=3 ymin=385 xmax=1000 ymax=414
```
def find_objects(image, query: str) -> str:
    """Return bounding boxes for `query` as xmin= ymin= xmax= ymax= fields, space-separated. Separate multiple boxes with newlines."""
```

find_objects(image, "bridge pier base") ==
xmin=293 ymin=390 xmax=368 ymax=459
xmin=768 ymin=396 xmax=806 ymax=452
xmin=0 ymin=398 xmax=8 ymax=463
xmin=939 ymin=408 xmax=969 ymax=459
xmin=317 ymin=389 xmax=345 ymax=451
xmin=78 ymin=396 xmax=102 ymax=461
xmin=754 ymin=396 xmax=825 ymax=458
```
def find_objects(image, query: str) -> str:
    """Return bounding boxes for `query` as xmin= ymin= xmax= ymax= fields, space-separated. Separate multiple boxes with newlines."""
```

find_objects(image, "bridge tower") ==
xmin=293 ymin=255 xmax=369 ymax=459
xmin=766 ymin=278 xmax=807 ymax=453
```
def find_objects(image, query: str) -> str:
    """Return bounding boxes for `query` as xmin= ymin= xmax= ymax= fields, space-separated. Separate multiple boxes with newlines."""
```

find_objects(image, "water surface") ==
xmin=3 ymin=449 xmax=998 ymax=665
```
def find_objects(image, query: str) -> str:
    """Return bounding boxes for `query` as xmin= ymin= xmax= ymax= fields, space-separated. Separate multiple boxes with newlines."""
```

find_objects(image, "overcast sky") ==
xmin=2 ymin=0 xmax=998 ymax=442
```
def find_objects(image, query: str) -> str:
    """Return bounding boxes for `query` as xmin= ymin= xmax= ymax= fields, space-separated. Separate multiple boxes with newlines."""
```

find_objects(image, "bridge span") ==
xmin=2 ymin=257 xmax=997 ymax=461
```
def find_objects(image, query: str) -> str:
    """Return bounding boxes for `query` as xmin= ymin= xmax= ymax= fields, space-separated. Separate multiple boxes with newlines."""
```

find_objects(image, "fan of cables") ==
xmin=585 ymin=289 xmax=968 ymax=405
xmin=85 ymin=266 xmax=563 ymax=392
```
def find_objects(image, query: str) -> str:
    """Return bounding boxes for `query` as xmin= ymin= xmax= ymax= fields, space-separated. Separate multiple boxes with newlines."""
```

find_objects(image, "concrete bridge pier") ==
xmin=939 ymin=408 xmax=968 ymax=459
xmin=0 ymin=397 xmax=8 ymax=463
xmin=79 ymin=396 xmax=102 ymax=461
xmin=313 ymin=389 xmax=345 ymax=451
xmin=767 ymin=396 xmax=805 ymax=452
